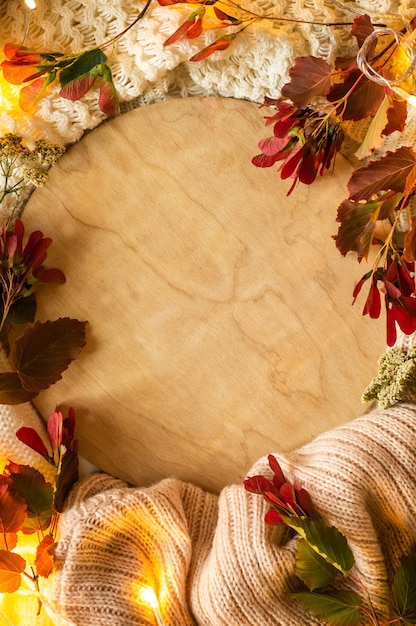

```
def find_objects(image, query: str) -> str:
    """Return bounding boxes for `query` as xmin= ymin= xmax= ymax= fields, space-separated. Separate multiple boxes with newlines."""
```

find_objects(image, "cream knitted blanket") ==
xmin=51 ymin=402 xmax=416 ymax=626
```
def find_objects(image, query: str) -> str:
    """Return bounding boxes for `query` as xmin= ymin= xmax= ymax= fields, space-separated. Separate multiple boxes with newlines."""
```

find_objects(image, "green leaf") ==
xmin=283 ymin=516 xmax=354 ymax=575
xmin=59 ymin=49 xmax=107 ymax=88
xmin=6 ymin=464 xmax=53 ymax=533
xmin=10 ymin=317 xmax=87 ymax=393
xmin=0 ymin=372 xmax=37 ymax=405
xmin=295 ymin=538 xmax=340 ymax=590
xmin=391 ymin=555 xmax=416 ymax=623
xmin=292 ymin=590 xmax=362 ymax=626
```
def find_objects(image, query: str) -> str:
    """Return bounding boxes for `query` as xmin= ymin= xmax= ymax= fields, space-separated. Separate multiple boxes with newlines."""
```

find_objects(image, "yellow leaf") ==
xmin=355 ymin=95 xmax=391 ymax=160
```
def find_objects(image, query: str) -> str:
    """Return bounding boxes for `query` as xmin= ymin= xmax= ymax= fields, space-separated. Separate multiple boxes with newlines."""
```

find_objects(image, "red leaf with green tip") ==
xmin=59 ymin=74 xmax=95 ymax=101
xmin=98 ymin=69 xmax=120 ymax=117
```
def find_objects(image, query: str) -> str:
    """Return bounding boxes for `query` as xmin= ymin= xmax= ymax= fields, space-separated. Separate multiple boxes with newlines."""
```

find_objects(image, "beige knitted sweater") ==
xmin=51 ymin=401 xmax=416 ymax=625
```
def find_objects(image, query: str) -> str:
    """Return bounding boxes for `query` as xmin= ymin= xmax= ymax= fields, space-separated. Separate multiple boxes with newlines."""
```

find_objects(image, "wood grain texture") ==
xmin=22 ymin=97 xmax=384 ymax=492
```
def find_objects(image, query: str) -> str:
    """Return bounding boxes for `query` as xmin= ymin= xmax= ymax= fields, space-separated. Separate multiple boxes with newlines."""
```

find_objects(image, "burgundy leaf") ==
xmin=347 ymin=146 xmax=416 ymax=200
xmin=281 ymin=56 xmax=331 ymax=108
xmin=327 ymin=69 xmax=385 ymax=121
xmin=351 ymin=14 xmax=374 ymax=49
xmin=267 ymin=454 xmax=286 ymax=488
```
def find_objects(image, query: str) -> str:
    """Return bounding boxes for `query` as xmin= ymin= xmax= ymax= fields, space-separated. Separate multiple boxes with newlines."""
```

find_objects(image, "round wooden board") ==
xmin=23 ymin=97 xmax=384 ymax=493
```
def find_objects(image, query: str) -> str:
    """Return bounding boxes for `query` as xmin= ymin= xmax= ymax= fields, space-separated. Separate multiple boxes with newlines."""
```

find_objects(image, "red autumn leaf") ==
xmin=16 ymin=426 xmax=49 ymax=458
xmin=387 ymin=304 xmax=416 ymax=346
xmin=35 ymin=535 xmax=56 ymax=578
xmin=258 ymin=135 xmax=290 ymax=156
xmin=268 ymin=454 xmax=286 ymax=489
xmin=403 ymin=216 xmax=416 ymax=262
xmin=187 ymin=16 xmax=204 ymax=39
xmin=34 ymin=268 xmax=66 ymax=285
xmin=252 ymin=152 xmax=281 ymax=168
xmin=264 ymin=509 xmax=284 ymax=525
xmin=0 ymin=550 xmax=26 ymax=593
xmin=351 ymin=14 xmax=374 ymax=49
xmin=347 ymin=146 xmax=416 ymax=200
xmin=10 ymin=318 xmax=87 ymax=393
xmin=383 ymin=99 xmax=407 ymax=135
xmin=0 ymin=373 xmax=37 ymax=405
xmin=3 ymin=43 xmax=43 ymax=62
xmin=244 ymin=475 xmax=274 ymax=495
xmin=164 ymin=18 xmax=199 ymax=46
xmin=296 ymin=488 xmax=315 ymax=517
xmin=327 ymin=69 xmax=385 ymax=121
xmin=189 ymin=36 xmax=234 ymax=62
xmin=279 ymin=482 xmax=296 ymax=507
xmin=281 ymin=56 xmax=332 ymax=108
xmin=363 ymin=281 xmax=382 ymax=318
xmin=334 ymin=199 xmax=379 ymax=260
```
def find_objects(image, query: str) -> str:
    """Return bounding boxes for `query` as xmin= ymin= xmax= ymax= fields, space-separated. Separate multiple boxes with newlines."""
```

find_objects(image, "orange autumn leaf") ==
xmin=403 ymin=216 xmax=416 ymax=262
xmin=35 ymin=535 xmax=56 ymax=578
xmin=189 ymin=35 xmax=234 ymax=62
xmin=0 ymin=550 xmax=26 ymax=593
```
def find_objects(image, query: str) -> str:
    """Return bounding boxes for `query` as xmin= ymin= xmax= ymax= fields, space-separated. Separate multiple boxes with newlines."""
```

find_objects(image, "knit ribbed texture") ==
xmin=50 ymin=403 xmax=416 ymax=625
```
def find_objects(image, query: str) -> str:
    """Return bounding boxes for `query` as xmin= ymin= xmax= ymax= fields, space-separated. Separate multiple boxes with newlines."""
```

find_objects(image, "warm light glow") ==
xmin=139 ymin=586 xmax=159 ymax=610
xmin=138 ymin=587 xmax=165 ymax=626
xmin=407 ymin=94 xmax=416 ymax=108
xmin=23 ymin=0 xmax=37 ymax=9
xmin=393 ymin=86 xmax=416 ymax=108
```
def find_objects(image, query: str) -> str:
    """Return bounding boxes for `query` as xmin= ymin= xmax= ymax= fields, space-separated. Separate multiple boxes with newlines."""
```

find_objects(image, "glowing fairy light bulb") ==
xmin=23 ymin=0 xmax=37 ymax=9
xmin=138 ymin=587 xmax=165 ymax=626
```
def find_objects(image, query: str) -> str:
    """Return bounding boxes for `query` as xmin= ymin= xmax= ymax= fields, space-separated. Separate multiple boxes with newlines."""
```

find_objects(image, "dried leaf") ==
xmin=10 ymin=318 xmax=87 ymax=393
xmin=35 ymin=535 xmax=56 ymax=578
xmin=354 ymin=95 xmax=390 ymax=160
xmin=281 ymin=56 xmax=331 ymax=108
xmin=5 ymin=464 xmax=53 ymax=532
xmin=384 ymin=98 xmax=407 ymax=135
xmin=334 ymin=199 xmax=380 ymax=260
xmin=0 ymin=373 xmax=37 ymax=405
xmin=348 ymin=146 xmax=416 ymax=200
xmin=0 ymin=480 xmax=27 ymax=535
xmin=0 ymin=550 xmax=26 ymax=593
xmin=53 ymin=447 xmax=79 ymax=513
xmin=327 ymin=70 xmax=385 ymax=121
xmin=351 ymin=14 xmax=374 ymax=49
xmin=403 ymin=216 xmax=416 ymax=262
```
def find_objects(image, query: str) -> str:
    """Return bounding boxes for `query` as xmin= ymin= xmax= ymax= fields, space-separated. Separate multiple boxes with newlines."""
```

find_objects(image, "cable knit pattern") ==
xmin=1 ymin=0 xmax=415 ymax=147
xmin=51 ymin=403 xmax=416 ymax=625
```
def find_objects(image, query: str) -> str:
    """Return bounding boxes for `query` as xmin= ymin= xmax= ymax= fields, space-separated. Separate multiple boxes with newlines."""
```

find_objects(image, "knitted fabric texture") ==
xmin=1 ymin=0 xmax=416 ymax=148
xmin=51 ymin=403 xmax=416 ymax=625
